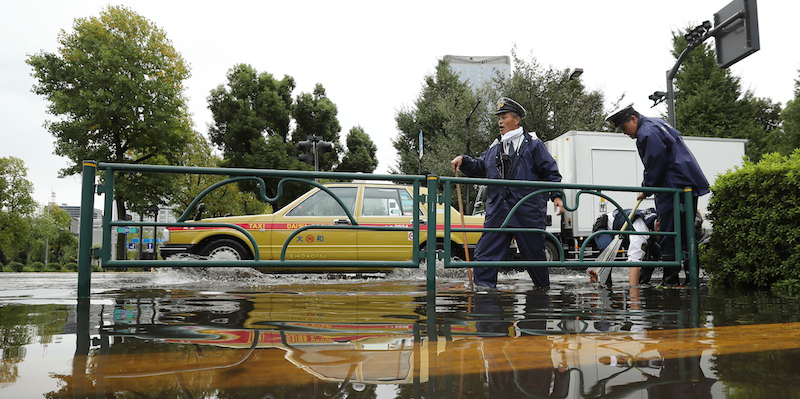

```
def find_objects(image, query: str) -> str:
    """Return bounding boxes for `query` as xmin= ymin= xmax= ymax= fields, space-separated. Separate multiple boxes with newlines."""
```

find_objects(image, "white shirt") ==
xmin=606 ymin=214 xmax=650 ymax=262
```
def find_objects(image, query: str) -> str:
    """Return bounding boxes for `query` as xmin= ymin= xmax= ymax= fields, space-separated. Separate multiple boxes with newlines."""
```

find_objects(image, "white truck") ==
xmin=544 ymin=130 xmax=747 ymax=261
xmin=473 ymin=131 xmax=748 ymax=261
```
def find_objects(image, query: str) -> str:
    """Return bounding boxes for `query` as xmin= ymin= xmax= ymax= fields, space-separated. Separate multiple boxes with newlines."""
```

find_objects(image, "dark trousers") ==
xmin=472 ymin=231 xmax=550 ymax=288
xmin=657 ymin=195 xmax=698 ymax=285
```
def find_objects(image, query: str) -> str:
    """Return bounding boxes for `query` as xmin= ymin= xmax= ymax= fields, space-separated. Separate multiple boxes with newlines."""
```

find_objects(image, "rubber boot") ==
xmin=660 ymin=254 xmax=681 ymax=286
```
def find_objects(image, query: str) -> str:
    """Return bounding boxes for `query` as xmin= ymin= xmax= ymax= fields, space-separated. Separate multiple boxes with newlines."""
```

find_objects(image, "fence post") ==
xmin=77 ymin=161 xmax=97 ymax=298
xmin=426 ymin=175 xmax=438 ymax=291
xmin=684 ymin=188 xmax=698 ymax=288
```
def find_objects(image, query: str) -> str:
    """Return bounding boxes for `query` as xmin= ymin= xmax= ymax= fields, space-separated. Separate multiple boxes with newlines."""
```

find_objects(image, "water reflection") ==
xmin=3 ymin=272 xmax=800 ymax=398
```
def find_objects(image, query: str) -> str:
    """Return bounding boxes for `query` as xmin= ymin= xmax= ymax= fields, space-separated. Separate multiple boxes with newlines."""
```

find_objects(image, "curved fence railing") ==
xmin=76 ymin=161 xmax=697 ymax=297
xmin=437 ymin=176 xmax=697 ymax=288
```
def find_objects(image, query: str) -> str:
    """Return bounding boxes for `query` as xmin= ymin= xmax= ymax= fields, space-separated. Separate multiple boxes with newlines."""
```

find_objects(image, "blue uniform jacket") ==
xmin=460 ymin=130 xmax=562 ymax=229
xmin=636 ymin=116 xmax=710 ymax=210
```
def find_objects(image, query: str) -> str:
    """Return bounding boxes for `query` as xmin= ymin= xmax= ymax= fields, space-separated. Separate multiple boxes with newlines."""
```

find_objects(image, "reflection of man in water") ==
xmin=473 ymin=290 xmax=568 ymax=397
xmin=588 ymin=289 xmax=715 ymax=398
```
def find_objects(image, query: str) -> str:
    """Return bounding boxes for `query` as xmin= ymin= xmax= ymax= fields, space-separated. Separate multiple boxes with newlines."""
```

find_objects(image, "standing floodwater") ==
xmin=2 ymin=268 xmax=800 ymax=398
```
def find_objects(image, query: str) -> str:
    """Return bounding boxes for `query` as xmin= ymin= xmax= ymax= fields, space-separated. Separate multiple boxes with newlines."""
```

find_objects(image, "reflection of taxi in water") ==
xmin=159 ymin=181 xmax=484 ymax=270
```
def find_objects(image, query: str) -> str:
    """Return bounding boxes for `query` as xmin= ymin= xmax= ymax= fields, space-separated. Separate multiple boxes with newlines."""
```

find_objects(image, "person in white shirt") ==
xmin=593 ymin=207 xmax=661 ymax=286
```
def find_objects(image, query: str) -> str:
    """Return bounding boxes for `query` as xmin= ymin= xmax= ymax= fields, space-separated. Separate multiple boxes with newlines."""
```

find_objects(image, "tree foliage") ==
xmin=480 ymin=49 xmax=607 ymax=142
xmin=702 ymin=150 xmax=800 ymax=289
xmin=0 ymin=157 xmax=36 ymax=263
xmin=780 ymin=70 xmax=800 ymax=155
xmin=335 ymin=126 xmax=378 ymax=173
xmin=392 ymin=59 xmax=479 ymax=177
xmin=27 ymin=5 xmax=193 ymax=257
xmin=671 ymin=27 xmax=781 ymax=161
xmin=207 ymin=63 xmax=295 ymax=168
xmin=392 ymin=53 xmax=607 ymax=179
xmin=27 ymin=204 xmax=77 ymax=264
xmin=206 ymin=64 xmax=330 ymax=208
xmin=292 ymin=83 xmax=343 ymax=171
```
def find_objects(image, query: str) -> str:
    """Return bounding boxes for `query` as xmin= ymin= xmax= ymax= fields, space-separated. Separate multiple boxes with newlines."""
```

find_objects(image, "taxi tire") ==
xmin=425 ymin=240 xmax=464 ymax=262
xmin=201 ymin=238 xmax=252 ymax=261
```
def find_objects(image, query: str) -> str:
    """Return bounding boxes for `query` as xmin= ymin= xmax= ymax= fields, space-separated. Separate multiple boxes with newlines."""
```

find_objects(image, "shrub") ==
xmin=46 ymin=263 xmax=63 ymax=272
xmin=702 ymin=150 xmax=800 ymax=289
xmin=64 ymin=262 xmax=79 ymax=272
xmin=32 ymin=261 xmax=45 ymax=271
xmin=9 ymin=261 xmax=24 ymax=272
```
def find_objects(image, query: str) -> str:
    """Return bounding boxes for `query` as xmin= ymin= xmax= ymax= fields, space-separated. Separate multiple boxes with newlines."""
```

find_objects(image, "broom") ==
xmin=455 ymin=170 xmax=474 ymax=290
xmin=588 ymin=198 xmax=643 ymax=286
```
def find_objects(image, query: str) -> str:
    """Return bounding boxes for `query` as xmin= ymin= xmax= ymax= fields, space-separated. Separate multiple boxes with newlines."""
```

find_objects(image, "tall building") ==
xmin=443 ymin=55 xmax=511 ymax=89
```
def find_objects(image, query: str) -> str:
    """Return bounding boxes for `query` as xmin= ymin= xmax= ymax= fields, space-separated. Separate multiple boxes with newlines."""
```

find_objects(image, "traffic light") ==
xmin=297 ymin=135 xmax=334 ymax=170
xmin=298 ymin=140 xmax=314 ymax=164
xmin=317 ymin=140 xmax=334 ymax=155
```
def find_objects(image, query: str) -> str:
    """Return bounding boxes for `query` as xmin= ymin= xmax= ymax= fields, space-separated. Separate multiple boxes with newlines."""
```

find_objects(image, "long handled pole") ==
xmin=455 ymin=170 xmax=473 ymax=290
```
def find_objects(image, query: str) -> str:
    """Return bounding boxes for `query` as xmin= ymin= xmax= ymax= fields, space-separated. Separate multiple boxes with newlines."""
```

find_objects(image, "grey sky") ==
xmin=2 ymin=0 xmax=798 ymax=207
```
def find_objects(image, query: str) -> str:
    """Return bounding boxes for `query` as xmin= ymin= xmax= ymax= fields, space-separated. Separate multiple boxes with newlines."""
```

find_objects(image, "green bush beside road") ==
xmin=703 ymin=150 xmax=800 ymax=290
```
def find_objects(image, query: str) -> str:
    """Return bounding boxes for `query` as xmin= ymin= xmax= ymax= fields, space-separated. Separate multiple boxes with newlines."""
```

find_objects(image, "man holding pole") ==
xmin=606 ymin=104 xmax=709 ymax=286
xmin=451 ymin=97 xmax=564 ymax=288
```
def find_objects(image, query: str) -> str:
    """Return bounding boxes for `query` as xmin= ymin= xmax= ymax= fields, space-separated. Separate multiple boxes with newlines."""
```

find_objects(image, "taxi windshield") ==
xmin=286 ymin=187 xmax=357 ymax=217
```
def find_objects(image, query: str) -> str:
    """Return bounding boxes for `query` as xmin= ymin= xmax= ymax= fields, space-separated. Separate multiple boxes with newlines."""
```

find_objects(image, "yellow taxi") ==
xmin=159 ymin=181 xmax=484 ymax=270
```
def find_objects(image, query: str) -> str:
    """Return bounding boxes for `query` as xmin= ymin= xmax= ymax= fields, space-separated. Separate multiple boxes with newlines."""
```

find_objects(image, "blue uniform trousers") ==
xmin=472 ymin=230 xmax=550 ymax=288
xmin=658 ymin=195 xmax=698 ymax=285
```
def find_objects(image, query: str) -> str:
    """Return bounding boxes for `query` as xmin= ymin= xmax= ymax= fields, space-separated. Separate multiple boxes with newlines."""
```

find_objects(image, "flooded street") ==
xmin=2 ymin=267 xmax=800 ymax=398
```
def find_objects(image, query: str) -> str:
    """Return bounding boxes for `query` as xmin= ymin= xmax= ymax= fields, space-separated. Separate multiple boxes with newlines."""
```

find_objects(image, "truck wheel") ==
xmin=202 ymin=239 xmax=251 ymax=260
xmin=545 ymin=239 xmax=561 ymax=262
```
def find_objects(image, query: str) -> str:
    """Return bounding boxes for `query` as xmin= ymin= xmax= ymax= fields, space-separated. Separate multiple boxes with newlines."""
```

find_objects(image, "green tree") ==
xmin=207 ymin=63 xmax=296 ymax=167
xmin=0 ymin=157 xmax=36 ymax=263
xmin=292 ymin=83 xmax=342 ymax=171
xmin=780 ymin=70 xmax=800 ymax=155
xmin=26 ymin=204 xmax=76 ymax=264
xmin=671 ymin=26 xmax=781 ymax=161
xmin=335 ymin=126 xmax=378 ymax=173
xmin=393 ymin=54 xmax=606 ymax=179
xmin=27 ymin=5 xmax=193 ymax=258
xmin=393 ymin=58 xmax=479 ymax=178
xmin=480 ymin=50 xmax=607 ymax=142
xmin=207 ymin=64 xmax=313 ymax=208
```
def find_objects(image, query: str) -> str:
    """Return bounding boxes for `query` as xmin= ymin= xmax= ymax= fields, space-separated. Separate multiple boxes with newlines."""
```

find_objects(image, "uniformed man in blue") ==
xmin=606 ymin=104 xmax=709 ymax=286
xmin=451 ymin=97 xmax=565 ymax=288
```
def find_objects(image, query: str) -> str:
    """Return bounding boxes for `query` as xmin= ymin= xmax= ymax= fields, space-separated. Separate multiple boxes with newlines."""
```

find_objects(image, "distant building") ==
xmin=57 ymin=204 xmax=104 ymax=248
xmin=443 ymin=55 xmax=511 ymax=89
xmin=127 ymin=207 xmax=176 ymax=224
xmin=58 ymin=205 xmax=103 ymax=235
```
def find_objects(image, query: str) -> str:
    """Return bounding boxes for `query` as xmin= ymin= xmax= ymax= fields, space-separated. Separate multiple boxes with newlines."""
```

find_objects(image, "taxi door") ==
xmin=271 ymin=186 xmax=359 ymax=261
xmin=357 ymin=186 xmax=423 ymax=261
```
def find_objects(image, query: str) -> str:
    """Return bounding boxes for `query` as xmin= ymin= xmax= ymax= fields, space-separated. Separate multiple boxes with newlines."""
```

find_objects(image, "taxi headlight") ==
xmin=161 ymin=227 xmax=170 ymax=243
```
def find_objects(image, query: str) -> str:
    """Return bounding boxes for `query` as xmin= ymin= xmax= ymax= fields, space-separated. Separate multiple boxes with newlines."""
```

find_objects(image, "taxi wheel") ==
xmin=433 ymin=241 xmax=465 ymax=262
xmin=202 ymin=239 xmax=252 ymax=260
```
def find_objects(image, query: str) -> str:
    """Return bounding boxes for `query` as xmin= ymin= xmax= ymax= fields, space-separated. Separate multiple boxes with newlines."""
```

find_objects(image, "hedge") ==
xmin=702 ymin=150 xmax=800 ymax=289
xmin=9 ymin=261 xmax=24 ymax=272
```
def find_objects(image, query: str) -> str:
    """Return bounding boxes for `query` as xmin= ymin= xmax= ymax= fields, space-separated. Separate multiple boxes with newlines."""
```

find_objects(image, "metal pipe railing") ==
xmin=76 ymin=162 xmax=698 ymax=298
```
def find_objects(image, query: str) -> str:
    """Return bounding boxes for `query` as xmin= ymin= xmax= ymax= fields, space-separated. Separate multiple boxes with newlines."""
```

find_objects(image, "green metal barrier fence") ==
xmin=76 ymin=161 xmax=698 ymax=297
xmin=439 ymin=176 xmax=698 ymax=288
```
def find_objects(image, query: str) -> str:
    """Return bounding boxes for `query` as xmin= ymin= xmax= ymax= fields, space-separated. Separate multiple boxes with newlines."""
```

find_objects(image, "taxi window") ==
xmin=398 ymin=190 xmax=415 ymax=216
xmin=286 ymin=187 xmax=357 ymax=217
xmin=362 ymin=187 xmax=417 ymax=216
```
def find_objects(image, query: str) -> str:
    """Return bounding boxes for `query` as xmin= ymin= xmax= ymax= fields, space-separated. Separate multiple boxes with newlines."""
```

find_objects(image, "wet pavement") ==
xmin=2 ymin=267 xmax=800 ymax=398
